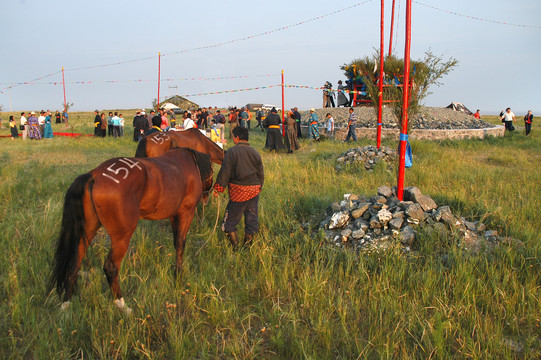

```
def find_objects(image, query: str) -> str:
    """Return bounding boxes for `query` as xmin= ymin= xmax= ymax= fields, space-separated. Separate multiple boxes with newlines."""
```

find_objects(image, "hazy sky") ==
xmin=1 ymin=0 xmax=539 ymax=114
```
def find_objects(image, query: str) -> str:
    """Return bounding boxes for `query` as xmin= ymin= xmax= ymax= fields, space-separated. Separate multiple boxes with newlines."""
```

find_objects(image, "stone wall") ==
xmin=302 ymin=125 xmax=505 ymax=141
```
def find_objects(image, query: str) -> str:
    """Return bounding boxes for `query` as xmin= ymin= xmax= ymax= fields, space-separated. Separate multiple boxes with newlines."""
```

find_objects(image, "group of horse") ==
xmin=50 ymin=129 xmax=225 ymax=313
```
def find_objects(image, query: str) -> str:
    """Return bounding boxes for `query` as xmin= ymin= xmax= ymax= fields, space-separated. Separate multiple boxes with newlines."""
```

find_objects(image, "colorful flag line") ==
xmin=180 ymin=85 xmax=282 ymax=97
xmin=0 ymin=73 xmax=281 ymax=86
xmin=3 ymin=0 xmax=374 ymax=92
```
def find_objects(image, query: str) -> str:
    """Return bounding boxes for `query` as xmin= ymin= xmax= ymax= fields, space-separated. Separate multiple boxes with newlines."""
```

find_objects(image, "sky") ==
xmin=1 ymin=0 xmax=540 ymax=114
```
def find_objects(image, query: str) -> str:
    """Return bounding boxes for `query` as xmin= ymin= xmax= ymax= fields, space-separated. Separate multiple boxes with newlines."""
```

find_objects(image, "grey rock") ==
xmin=362 ymin=211 xmax=371 ymax=220
xmin=352 ymin=229 xmax=365 ymax=239
xmin=405 ymin=203 xmax=427 ymax=221
xmin=331 ymin=202 xmax=341 ymax=212
xmin=351 ymin=202 xmax=370 ymax=218
xmin=369 ymin=217 xmax=381 ymax=229
xmin=435 ymin=206 xmax=454 ymax=224
xmin=404 ymin=186 xmax=423 ymax=202
xmin=398 ymin=201 xmax=414 ymax=210
xmin=374 ymin=195 xmax=387 ymax=204
xmin=354 ymin=219 xmax=369 ymax=232
xmin=400 ymin=226 xmax=416 ymax=245
xmin=462 ymin=219 xmax=477 ymax=231
xmin=328 ymin=211 xmax=350 ymax=229
xmin=392 ymin=210 xmax=405 ymax=219
xmin=340 ymin=228 xmax=352 ymax=237
xmin=485 ymin=230 xmax=498 ymax=238
xmin=389 ymin=217 xmax=404 ymax=230
xmin=417 ymin=194 xmax=438 ymax=211
xmin=377 ymin=185 xmax=393 ymax=198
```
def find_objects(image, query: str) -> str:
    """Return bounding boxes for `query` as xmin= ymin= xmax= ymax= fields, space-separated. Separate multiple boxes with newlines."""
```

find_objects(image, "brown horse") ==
xmin=50 ymin=148 xmax=213 ymax=313
xmin=135 ymin=129 xmax=224 ymax=164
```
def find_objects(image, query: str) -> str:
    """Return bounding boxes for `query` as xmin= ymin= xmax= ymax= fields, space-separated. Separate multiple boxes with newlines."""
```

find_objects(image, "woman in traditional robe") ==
xmin=264 ymin=107 xmax=284 ymax=152
xmin=284 ymin=112 xmax=300 ymax=153
xmin=27 ymin=112 xmax=42 ymax=140
xmin=43 ymin=112 xmax=54 ymax=138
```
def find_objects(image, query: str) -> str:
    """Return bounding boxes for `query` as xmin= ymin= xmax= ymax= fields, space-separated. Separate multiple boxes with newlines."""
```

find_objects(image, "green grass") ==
xmin=0 ymin=112 xmax=539 ymax=358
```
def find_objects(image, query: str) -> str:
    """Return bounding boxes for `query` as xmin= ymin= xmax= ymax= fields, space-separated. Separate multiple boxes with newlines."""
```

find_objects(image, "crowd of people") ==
xmin=11 ymin=110 xmax=57 ymax=140
xmin=121 ymin=104 xmax=362 ymax=153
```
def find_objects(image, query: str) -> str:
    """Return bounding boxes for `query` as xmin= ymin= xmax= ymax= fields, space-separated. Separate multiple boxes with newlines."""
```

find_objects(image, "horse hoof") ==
xmin=61 ymin=301 xmax=71 ymax=310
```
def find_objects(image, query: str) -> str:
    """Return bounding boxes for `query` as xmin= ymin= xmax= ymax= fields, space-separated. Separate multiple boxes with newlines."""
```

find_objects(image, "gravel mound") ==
xmin=300 ymin=106 xmax=494 ymax=130
xmin=319 ymin=185 xmax=514 ymax=253
xmin=335 ymin=145 xmax=397 ymax=172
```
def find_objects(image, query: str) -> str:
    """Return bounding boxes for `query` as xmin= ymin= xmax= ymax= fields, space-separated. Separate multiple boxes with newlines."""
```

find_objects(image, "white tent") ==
xmin=161 ymin=102 xmax=180 ymax=110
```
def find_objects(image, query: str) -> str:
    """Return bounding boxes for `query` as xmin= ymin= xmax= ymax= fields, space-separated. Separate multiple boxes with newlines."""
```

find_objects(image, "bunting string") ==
xmin=414 ymin=1 xmax=541 ymax=30
xmin=0 ymin=73 xmax=281 ymax=86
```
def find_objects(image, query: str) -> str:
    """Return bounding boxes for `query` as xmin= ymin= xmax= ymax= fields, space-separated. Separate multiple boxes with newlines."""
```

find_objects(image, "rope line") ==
xmin=414 ymin=1 xmax=541 ymax=30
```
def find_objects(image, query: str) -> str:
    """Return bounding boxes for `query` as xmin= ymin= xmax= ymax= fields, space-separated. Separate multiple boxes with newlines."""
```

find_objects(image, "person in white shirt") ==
xmin=500 ymin=107 xmax=516 ymax=133
xmin=38 ymin=111 xmax=46 ymax=136
xmin=325 ymin=113 xmax=334 ymax=138
xmin=183 ymin=112 xmax=195 ymax=129
xmin=20 ymin=112 xmax=28 ymax=140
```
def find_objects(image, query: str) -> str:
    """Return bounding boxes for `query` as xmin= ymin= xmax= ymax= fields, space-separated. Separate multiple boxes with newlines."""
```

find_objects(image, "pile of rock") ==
xmin=335 ymin=145 xmax=397 ymax=171
xmin=320 ymin=185 xmax=507 ymax=253
xmin=300 ymin=106 xmax=495 ymax=130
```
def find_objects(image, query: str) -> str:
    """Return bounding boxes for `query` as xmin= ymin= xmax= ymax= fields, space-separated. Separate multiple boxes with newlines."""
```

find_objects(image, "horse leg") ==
xmin=171 ymin=207 xmax=197 ymax=277
xmin=103 ymin=236 xmax=133 ymax=315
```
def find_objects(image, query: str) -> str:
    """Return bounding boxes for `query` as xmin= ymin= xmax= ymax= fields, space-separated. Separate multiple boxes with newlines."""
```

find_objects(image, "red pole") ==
xmin=397 ymin=0 xmax=412 ymax=201
xmin=62 ymin=67 xmax=68 ymax=124
xmin=281 ymin=69 xmax=285 ymax=136
xmin=61 ymin=66 xmax=67 ymax=110
xmin=388 ymin=0 xmax=396 ymax=56
xmin=377 ymin=0 xmax=385 ymax=149
xmin=157 ymin=52 xmax=161 ymax=110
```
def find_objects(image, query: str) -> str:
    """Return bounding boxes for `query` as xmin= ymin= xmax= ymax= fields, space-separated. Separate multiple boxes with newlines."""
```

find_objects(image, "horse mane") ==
xmin=189 ymin=128 xmax=224 ymax=153
xmin=179 ymin=147 xmax=213 ymax=193
xmin=134 ymin=137 xmax=148 ymax=157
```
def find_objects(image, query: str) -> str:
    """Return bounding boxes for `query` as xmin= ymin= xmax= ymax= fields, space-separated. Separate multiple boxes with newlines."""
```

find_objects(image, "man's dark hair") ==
xmin=232 ymin=126 xmax=249 ymax=141
xmin=152 ymin=116 xmax=162 ymax=127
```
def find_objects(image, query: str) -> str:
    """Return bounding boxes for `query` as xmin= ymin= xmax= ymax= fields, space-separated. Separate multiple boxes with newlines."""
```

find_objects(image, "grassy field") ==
xmin=0 ymin=111 xmax=539 ymax=358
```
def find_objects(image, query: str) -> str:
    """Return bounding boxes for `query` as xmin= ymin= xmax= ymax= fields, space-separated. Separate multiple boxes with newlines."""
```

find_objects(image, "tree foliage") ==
xmin=341 ymin=51 xmax=458 ymax=130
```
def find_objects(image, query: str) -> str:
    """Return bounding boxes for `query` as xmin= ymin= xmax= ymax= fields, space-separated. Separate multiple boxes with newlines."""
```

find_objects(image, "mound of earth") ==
xmin=299 ymin=106 xmax=494 ymax=130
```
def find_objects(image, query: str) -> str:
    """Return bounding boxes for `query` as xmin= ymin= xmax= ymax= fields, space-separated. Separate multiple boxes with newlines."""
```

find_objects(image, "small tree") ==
xmin=341 ymin=50 xmax=458 ymax=130
xmin=62 ymin=101 xmax=74 ymax=111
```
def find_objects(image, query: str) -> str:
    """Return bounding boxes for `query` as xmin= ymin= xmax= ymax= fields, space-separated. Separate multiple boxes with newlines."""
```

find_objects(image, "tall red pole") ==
xmin=281 ymin=69 xmax=285 ymax=136
xmin=388 ymin=0 xmax=396 ymax=56
xmin=61 ymin=66 xmax=67 ymax=111
xmin=397 ymin=0 xmax=412 ymax=201
xmin=157 ymin=52 xmax=161 ymax=110
xmin=62 ymin=67 xmax=68 ymax=124
xmin=377 ymin=0 xmax=385 ymax=149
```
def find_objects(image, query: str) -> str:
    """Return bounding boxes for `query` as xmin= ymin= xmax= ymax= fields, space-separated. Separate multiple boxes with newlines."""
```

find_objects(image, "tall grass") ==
xmin=0 ymin=113 xmax=539 ymax=358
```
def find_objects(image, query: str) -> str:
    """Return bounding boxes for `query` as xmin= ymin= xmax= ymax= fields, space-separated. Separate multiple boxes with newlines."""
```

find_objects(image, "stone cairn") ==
xmin=335 ymin=145 xmax=397 ymax=172
xmin=320 ymin=185 xmax=506 ymax=253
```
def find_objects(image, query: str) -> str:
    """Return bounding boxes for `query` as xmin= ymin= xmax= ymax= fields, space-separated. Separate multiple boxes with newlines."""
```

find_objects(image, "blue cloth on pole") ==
xmin=399 ymin=133 xmax=413 ymax=168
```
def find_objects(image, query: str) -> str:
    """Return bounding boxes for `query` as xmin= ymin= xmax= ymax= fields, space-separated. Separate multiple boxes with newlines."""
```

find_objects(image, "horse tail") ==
xmin=135 ymin=137 xmax=148 ymax=157
xmin=49 ymin=173 xmax=94 ymax=297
